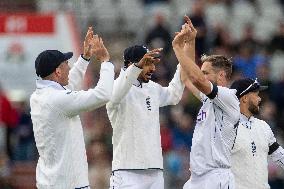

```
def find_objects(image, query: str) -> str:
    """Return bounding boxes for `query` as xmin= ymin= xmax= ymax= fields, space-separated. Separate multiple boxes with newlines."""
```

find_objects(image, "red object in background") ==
xmin=0 ymin=93 xmax=18 ymax=128
xmin=160 ymin=124 xmax=173 ymax=153
xmin=0 ymin=13 xmax=54 ymax=34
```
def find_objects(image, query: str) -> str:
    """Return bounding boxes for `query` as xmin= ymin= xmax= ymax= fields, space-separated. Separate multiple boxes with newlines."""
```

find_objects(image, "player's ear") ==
xmin=219 ymin=70 xmax=226 ymax=80
xmin=240 ymin=95 xmax=248 ymax=103
xmin=216 ymin=70 xmax=225 ymax=85
xmin=54 ymin=67 xmax=61 ymax=77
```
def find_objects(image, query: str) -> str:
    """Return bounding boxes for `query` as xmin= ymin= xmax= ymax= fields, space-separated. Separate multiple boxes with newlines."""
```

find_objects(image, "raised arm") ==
xmin=68 ymin=27 xmax=110 ymax=90
xmin=180 ymin=19 xmax=201 ymax=100
xmin=172 ymin=16 xmax=212 ymax=96
xmin=158 ymin=64 xmax=185 ymax=107
xmin=56 ymin=30 xmax=114 ymax=116
xmin=184 ymin=79 xmax=201 ymax=100
xmin=68 ymin=27 xmax=93 ymax=90
xmin=107 ymin=49 xmax=162 ymax=108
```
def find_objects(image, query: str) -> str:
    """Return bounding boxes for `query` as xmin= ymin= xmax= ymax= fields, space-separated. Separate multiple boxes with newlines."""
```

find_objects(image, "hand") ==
xmin=172 ymin=24 xmax=190 ymax=49
xmin=83 ymin=27 xmax=94 ymax=60
xmin=184 ymin=15 xmax=197 ymax=42
xmin=90 ymin=34 xmax=110 ymax=62
xmin=172 ymin=16 xmax=197 ymax=49
xmin=136 ymin=48 xmax=162 ymax=68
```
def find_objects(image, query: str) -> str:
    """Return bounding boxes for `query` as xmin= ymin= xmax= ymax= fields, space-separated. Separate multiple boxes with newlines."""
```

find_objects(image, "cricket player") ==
xmin=230 ymin=78 xmax=284 ymax=189
xmin=106 ymin=45 xmax=185 ymax=189
xmin=173 ymin=16 xmax=240 ymax=189
xmin=30 ymin=27 xmax=114 ymax=189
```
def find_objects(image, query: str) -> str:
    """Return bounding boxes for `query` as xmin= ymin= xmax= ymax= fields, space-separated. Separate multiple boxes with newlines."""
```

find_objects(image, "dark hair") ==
xmin=201 ymin=55 xmax=232 ymax=80
xmin=123 ymin=45 xmax=148 ymax=68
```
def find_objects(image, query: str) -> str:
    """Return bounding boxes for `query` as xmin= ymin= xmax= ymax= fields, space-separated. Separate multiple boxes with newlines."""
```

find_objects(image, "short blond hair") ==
xmin=201 ymin=54 xmax=232 ymax=80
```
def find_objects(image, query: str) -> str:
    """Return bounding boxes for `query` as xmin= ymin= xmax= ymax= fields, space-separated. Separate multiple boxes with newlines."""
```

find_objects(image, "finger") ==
xmin=184 ymin=23 xmax=192 ymax=32
xmin=146 ymin=51 xmax=161 ymax=59
xmin=99 ymin=37 xmax=104 ymax=49
xmin=100 ymin=37 xmax=104 ymax=45
xmin=152 ymin=57 xmax=160 ymax=64
xmin=188 ymin=24 xmax=196 ymax=33
xmin=174 ymin=32 xmax=180 ymax=37
xmin=181 ymin=23 xmax=191 ymax=34
xmin=184 ymin=15 xmax=191 ymax=24
xmin=101 ymin=38 xmax=108 ymax=51
xmin=142 ymin=54 xmax=152 ymax=60
xmin=93 ymin=34 xmax=99 ymax=43
xmin=184 ymin=17 xmax=196 ymax=32
xmin=181 ymin=24 xmax=186 ymax=32
xmin=184 ymin=15 xmax=193 ymax=27
xmin=85 ymin=27 xmax=93 ymax=41
xmin=142 ymin=57 xmax=154 ymax=65
xmin=148 ymin=48 xmax=163 ymax=54
xmin=146 ymin=57 xmax=160 ymax=65
xmin=90 ymin=35 xmax=99 ymax=51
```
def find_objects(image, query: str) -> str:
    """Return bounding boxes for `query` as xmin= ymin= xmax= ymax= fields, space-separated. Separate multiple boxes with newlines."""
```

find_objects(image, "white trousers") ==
xmin=183 ymin=169 xmax=235 ymax=189
xmin=109 ymin=169 xmax=164 ymax=189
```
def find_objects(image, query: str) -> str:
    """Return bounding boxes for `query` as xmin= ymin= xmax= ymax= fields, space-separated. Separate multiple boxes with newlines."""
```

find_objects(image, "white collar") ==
xmin=240 ymin=113 xmax=254 ymax=129
xmin=36 ymin=79 xmax=66 ymax=90
xmin=121 ymin=67 xmax=143 ymax=88
xmin=133 ymin=79 xmax=142 ymax=88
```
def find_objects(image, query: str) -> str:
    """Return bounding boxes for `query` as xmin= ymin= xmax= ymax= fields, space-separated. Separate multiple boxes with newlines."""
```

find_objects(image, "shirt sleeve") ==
xmin=262 ymin=121 xmax=284 ymax=170
xmin=212 ymin=86 xmax=240 ymax=121
xmin=66 ymin=55 xmax=89 ymax=91
xmin=106 ymin=65 xmax=142 ymax=109
xmin=264 ymin=122 xmax=277 ymax=146
xmin=159 ymin=64 xmax=185 ymax=107
xmin=52 ymin=61 xmax=114 ymax=117
xmin=269 ymin=146 xmax=284 ymax=170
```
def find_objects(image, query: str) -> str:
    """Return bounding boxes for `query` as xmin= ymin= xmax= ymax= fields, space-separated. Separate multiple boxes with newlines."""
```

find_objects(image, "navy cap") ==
xmin=230 ymin=78 xmax=268 ymax=99
xmin=123 ymin=45 xmax=148 ymax=67
xmin=35 ymin=50 xmax=73 ymax=78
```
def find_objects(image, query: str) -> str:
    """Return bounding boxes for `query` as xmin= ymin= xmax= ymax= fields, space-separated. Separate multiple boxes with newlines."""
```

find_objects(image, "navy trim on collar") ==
xmin=133 ymin=79 xmax=142 ymax=88
xmin=240 ymin=113 xmax=253 ymax=129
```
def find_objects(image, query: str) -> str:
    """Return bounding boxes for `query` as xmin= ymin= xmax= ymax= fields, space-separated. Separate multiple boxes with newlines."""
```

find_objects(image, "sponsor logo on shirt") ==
xmin=197 ymin=110 xmax=206 ymax=122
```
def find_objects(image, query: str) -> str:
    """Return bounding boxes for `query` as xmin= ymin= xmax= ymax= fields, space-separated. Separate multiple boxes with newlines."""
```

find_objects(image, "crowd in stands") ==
xmin=0 ymin=0 xmax=284 ymax=188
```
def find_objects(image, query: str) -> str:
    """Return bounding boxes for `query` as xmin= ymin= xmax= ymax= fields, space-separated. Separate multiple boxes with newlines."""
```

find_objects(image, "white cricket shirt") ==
xmin=106 ymin=64 xmax=184 ymax=171
xmin=190 ymin=85 xmax=240 ymax=177
xmin=30 ymin=57 xmax=114 ymax=189
xmin=231 ymin=114 xmax=278 ymax=189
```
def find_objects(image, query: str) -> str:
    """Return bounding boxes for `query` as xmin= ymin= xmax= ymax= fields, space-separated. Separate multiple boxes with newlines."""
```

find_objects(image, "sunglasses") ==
xmin=239 ymin=78 xmax=260 ymax=96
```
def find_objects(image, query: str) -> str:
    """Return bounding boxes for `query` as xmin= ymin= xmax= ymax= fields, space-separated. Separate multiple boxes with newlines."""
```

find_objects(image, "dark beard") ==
xmin=248 ymin=101 xmax=259 ymax=115
xmin=137 ymin=77 xmax=149 ymax=83
xmin=142 ymin=78 xmax=150 ymax=83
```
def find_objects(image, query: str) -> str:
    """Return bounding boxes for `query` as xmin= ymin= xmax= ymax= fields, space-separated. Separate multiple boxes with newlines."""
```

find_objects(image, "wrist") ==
xmin=134 ymin=62 xmax=143 ymax=69
xmin=81 ymin=54 xmax=90 ymax=61
xmin=101 ymin=60 xmax=113 ymax=66
xmin=98 ymin=58 xmax=110 ymax=63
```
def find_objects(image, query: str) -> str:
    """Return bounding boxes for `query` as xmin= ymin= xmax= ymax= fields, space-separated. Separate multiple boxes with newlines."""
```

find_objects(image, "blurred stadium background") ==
xmin=0 ymin=0 xmax=284 ymax=188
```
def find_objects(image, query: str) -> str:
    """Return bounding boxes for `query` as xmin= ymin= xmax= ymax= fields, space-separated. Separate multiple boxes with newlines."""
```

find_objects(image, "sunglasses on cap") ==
xmin=239 ymin=78 xmax=260 ymax=96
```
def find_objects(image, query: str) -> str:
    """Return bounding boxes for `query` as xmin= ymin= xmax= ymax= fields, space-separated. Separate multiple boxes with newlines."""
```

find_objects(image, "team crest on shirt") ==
xmin=251 ymin=141 xmax=257 ymax=156
xmin=146 ymin=96 xmax=151 ymax=111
